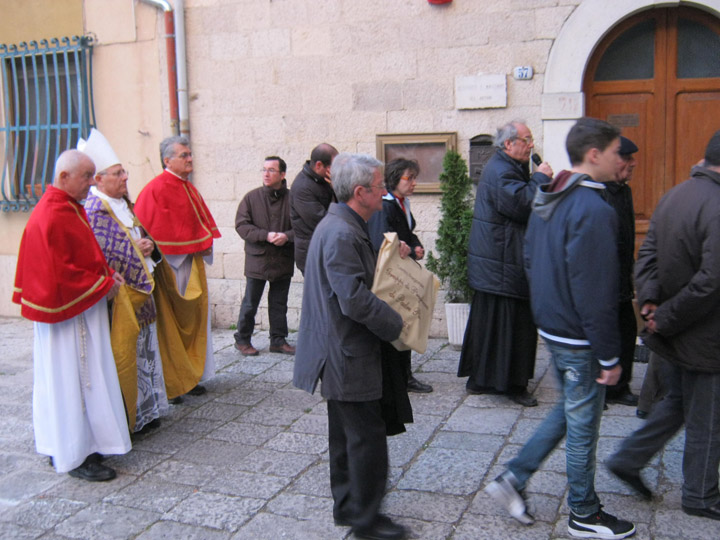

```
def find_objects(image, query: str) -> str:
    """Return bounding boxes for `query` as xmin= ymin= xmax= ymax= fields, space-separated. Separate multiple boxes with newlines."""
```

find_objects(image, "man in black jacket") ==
xmin=234 ymin=156 xmax=295 ymax=356
xmin=603 ymin=136 xmax=640 ymax=407
xmin=289 ymin=143 xmax=338 ymax=274
xmin=607 ymin=130 xmax=720 ymax=521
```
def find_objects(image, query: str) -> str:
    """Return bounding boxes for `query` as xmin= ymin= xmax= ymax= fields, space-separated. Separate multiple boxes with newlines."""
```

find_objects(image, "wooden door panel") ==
xmin=673 ymin=91 xmax=720 ymax=184
xmin=587 ymin=92 xmax=657 ymax=223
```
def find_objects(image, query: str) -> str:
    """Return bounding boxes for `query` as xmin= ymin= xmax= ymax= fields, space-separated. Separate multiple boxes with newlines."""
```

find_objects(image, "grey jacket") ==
xmin=293 ymin=203 xmax=403 ymax=401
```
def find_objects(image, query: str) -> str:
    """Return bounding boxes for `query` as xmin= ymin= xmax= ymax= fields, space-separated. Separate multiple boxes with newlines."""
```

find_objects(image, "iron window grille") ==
xmin=0 ymin=36 xmax=95 ymax=212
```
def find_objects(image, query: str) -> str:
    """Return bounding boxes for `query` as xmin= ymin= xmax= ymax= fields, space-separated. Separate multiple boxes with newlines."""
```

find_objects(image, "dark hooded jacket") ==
xmin=636 ymin=166 xmax=720 ymax=373
xmin=524 ymin=170 xmax=620 ymax=367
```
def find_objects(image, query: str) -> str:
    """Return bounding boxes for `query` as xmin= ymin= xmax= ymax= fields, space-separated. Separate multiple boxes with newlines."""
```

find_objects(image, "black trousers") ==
xmin=608 ymin=357 xmax=720 ymax=508
xmin=606 ymin=300 xmax=637 ymax=397
xmin=328 ymin=399 xmax=388 ymax=529
xmin=234 ymin=276 xmax=291 ymax=346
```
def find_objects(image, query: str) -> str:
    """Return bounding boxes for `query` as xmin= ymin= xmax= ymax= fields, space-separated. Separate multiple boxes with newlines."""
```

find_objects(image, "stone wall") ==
xmin=183 ymin=0 xmax=581 ymax=335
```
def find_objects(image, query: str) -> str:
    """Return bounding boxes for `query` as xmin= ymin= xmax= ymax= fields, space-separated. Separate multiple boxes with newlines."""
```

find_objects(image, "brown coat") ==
xmin=235 ymin=183 xmax=294 ymax=282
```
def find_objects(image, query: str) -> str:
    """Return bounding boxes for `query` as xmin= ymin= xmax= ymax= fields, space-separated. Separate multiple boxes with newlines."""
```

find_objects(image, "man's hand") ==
xmin=538 ymin=162 xmax=553 ymax=178
xmin=107 ymin=272 xmax=126 ymax=299
xmin=267 ymin=232 xmax=289 ymax=246
xmin=398 ymin=240 xmax=411 ymax=259
xmin=137 ymin=237 xmax=154 ymax=258
xmin=596 ymin=364 xmax=621 ymax=386
xmin=640 ymin=302 xmax=658 ymax=333
xmin=414 ymin=246 xmax=425 ymax=260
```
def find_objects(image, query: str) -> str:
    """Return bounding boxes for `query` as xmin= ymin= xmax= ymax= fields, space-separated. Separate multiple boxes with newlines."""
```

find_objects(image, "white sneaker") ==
xmin=484 ymin=473 xmax=535 ymax=525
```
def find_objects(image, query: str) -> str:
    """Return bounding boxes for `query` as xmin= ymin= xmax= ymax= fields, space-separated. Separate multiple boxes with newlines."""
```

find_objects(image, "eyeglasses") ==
xmin=174 ymin=152 xmax=192 ymax=159
xmin=365 ymin=183 xmax=384 ymax=192
xmin=514 ymin=136 xmax=534 ymax=144
xmin=400 ymin=175 xmax=417 ymax=182
xmin=262 ymin=168 xmax=280 ymax=174
xmin=100 ymin=168 xmax=127 ymax=178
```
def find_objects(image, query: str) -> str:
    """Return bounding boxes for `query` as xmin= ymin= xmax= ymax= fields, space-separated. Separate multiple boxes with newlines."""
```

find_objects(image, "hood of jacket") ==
xmin=532 ymin=169 xmax=606 ymax=221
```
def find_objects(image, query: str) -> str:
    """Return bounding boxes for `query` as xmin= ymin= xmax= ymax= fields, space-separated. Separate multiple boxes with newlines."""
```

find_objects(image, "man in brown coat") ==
xmin=234 ymin=156 xmax=295 ymax=356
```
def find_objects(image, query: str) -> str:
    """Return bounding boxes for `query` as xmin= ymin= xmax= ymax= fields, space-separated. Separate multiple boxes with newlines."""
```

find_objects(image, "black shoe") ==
xmin=509 ymin=389 xmax=538 ymax=407
xmin=607 ymin=463 xmax=652 ymax=500
xmin=636 ymin=409 xmax=648 ymax=419
xmin=568 ymin=506 xmax=635 ymax=539
xmin=169 ymin=396 xmax=184 ymax=405
xmin=352 ymin=515 xmax=408 ymax=540
xmin=187 ymin=384 xmax=207 ymax=396
xmin=606 ymin=390 xmax=639 ymax=407
xmin=135 ymin=418 xmax=161 ymax=435
xmin=334 ymin=515 xmax=352 ymax=527
xmin=466 ymin=385 xmax=502 ymax=395
xmin=682 ymin=503 xmax=720 ymax=520
xmin=406 ymin=374 xmax=433 ymax=393
xmin=68 ymin=457 xmax=116 ymax=482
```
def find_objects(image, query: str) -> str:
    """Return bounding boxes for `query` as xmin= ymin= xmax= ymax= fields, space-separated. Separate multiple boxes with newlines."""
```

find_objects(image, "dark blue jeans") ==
xmin=508 ymin=341 xmax=605 ymax=515
xmin=608 ymin=357 xmax=720 ymax=509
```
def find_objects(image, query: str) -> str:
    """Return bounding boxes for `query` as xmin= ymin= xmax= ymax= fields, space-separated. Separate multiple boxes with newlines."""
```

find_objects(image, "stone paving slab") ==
xmin=1 ymin=316 xmax=720 ymax=539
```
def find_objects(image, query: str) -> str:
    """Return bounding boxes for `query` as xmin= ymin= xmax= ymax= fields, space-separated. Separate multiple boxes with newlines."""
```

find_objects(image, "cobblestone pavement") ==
xmin=1 ymin=316 xmax=719 ymax=539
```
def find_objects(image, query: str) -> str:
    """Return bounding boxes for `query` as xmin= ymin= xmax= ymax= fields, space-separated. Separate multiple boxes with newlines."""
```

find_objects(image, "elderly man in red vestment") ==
xmin=13 ymin=150 xmax=131 ymax=481
xmin=134 ymin=136 xmax=220 ymax=400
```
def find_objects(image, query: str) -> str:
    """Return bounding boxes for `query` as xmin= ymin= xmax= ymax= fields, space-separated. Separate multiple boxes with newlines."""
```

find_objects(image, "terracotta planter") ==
xmin=445 ymin=302 xmax=470 ymax=350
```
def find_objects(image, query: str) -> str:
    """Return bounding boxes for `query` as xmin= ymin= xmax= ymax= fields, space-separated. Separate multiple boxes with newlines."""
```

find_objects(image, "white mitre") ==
xmin=77 ymin=128 xmax=121 ymax=173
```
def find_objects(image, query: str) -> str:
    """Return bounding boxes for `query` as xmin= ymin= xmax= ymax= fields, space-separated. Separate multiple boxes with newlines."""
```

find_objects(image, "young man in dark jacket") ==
xmin=486 ymin=118 xmax=635 ymax=540
xmin=607 ymin=130 xmax=720 ymax=521
xmin=234 ymin=156 xmax=295 ymax=356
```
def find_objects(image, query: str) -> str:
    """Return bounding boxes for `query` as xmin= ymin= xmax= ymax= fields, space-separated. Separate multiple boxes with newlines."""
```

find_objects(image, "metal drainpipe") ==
xmin=139 ymin=0 xmax=182 ymax=136
xmin=173 ymin=0 xmax=189 ymax=138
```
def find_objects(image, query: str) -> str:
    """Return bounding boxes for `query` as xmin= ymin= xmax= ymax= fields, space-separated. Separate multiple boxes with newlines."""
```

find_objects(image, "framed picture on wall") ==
xmin=376 ymin=132 xmax=458 ymax=193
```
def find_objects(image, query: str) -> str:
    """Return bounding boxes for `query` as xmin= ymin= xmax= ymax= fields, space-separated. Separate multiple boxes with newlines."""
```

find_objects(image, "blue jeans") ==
xmin=508 ymin=341 xmax=605 ymax=515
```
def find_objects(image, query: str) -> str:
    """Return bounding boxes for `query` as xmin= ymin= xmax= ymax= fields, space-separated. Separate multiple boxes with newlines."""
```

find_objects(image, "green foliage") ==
xmin=425 ymin=150 xmax=474 ymax=303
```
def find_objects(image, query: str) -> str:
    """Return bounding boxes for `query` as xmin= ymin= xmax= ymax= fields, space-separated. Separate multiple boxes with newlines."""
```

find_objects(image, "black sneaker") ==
xmin=568 ymin=507 xmax=635 ymax=539
xmin=484 ymin=472 xmax=535 ymax=525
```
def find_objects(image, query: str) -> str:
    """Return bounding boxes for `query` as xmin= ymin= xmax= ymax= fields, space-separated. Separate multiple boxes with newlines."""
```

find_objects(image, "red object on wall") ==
xmin=428 ymin=0 xmax=452 ymax=4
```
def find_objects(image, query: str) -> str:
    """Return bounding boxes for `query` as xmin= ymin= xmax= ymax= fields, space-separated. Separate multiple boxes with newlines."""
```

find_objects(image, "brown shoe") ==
xmin=269 ymin=342 xmax=296 ymax=355
xmin=235 ymin=342 xmax=259 ymax=356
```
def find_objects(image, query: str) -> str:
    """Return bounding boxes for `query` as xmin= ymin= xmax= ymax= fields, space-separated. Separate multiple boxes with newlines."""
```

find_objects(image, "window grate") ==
xmin=0 ymin=36 xmax=95 ymax=212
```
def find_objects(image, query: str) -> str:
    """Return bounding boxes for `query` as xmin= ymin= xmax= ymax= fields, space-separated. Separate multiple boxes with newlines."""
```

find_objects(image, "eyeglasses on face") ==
xmin=262 ymin=168 xmax=280 ymax=174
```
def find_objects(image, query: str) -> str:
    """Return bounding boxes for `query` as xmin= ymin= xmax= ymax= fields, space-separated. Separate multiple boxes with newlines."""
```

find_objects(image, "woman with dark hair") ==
xmin=369 ymin=158 xmax=433 ymax=396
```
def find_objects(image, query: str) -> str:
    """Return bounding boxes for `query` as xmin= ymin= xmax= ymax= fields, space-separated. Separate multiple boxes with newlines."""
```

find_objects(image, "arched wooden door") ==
xmin=584 ymin=6 xmax=720 ymax=245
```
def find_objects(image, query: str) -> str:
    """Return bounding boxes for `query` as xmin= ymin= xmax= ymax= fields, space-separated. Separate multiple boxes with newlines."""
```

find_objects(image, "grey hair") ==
xmin=54 ymin=149 xmax=93 ymax=181
xmin=494 ymin=120 xmax=526 ymax=149
xmin=160 ymin=135 xmax=190 ymax=161
xmin=332 ymin=153 xmax=383 ymax=203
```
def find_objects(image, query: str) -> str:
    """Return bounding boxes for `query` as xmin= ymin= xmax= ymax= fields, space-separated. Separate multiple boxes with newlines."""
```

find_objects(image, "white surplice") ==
xmin=33 ymin=299 xmax=131 ymax=473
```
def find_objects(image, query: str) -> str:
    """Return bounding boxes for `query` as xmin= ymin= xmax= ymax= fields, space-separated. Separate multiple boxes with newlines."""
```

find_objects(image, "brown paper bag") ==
xmin=371 ymin=232 xmax=440 ymax=353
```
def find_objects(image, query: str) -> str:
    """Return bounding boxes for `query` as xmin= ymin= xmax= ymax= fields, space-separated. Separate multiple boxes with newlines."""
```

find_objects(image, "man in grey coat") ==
xmin=293 ymin=153 xmax=409 ymax=540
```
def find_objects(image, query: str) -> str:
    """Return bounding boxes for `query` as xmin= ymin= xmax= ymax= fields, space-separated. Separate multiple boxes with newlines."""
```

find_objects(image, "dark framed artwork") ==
xmin=376 ymin=132 xmax=457 ymax=193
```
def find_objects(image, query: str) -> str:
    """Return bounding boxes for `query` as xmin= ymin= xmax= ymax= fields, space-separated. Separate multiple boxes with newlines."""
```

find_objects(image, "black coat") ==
xmin=602 ymin=181 xmax=636 ymax=302
xmin=467 ymin=150 xmax=549 ymax=299
xmin=636 ymin=166 xmax=720 ymax=373
xmin=293 ymin=203 xmax=403 ymax=401
xmin=235 ymin=183 xmax=294 ymax=282
xmin=368 ymin=194 xmax=423 ymax=259
xmin=289 ymin=161 xmax=337 ymax=273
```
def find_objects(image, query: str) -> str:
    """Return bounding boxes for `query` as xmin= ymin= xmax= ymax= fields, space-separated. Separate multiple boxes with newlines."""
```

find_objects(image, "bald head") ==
xmin=310 ymin=143 xmax=338 ymax=181
xmin=54 ymin=150 xmax=96 ymax=201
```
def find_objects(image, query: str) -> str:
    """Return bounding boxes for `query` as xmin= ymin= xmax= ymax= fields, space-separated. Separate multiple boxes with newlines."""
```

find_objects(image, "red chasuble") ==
xmin=134 ymin=170 xmax=221 ymax=255
xmin=12 ymin=186 xmax=115 ymax=323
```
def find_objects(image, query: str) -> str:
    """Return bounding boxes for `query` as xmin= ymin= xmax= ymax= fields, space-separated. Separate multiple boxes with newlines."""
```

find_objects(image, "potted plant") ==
xmin=426 ymin=150 xmax=474 ymax=348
